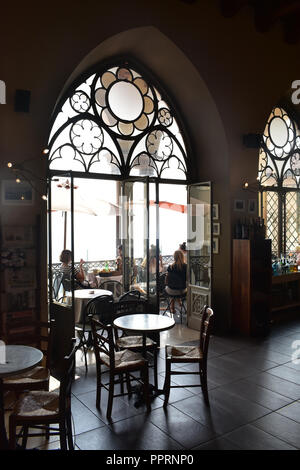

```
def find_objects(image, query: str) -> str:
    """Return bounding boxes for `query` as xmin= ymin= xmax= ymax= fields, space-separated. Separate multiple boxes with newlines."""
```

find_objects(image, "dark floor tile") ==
xmin=208 ymin=355 xmax=260 ymax=380
xmin=75 ymin=388 xmax=141 ymax=424
xmin=173 ymin=389 xmax=270 ymax=435
xmin=246 ymin=372 xmax=300 ymax=400
xmin=71 ymin=395 xmax=106 ymax=434
xmin=75 ymin=425 xmax=133 ymax=450
xmin=224 ymin=424 xmax=297 ymax=450
xmin=219 ymin=349 xmax=279 ymax=371
xmin=215 ymin=378 xmax=293 ymax=411
xmin=72 ymin=365 xmax=98 ymax=396
xmin=253 ymin=412 xmax=300 ymax=449
xmin=149 ymin=405 xmax=216 ymax=448
xmin=243 ymin=346 xmax=291 ymax=366
xmin=193 ymin=437 xmax=241 ymax=450
xmin=277 ymin=401 xmax=300 ymax=423
xmin=267 ymin=365 xmax=300 ymax=385
xmin=256 ymin=339 xmax=297 ymax=357
xmin=108 ymin=414 xmax=183 ymax=450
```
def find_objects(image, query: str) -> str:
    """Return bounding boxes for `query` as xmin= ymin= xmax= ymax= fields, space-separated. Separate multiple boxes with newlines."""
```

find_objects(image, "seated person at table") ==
xmin=59 ymin=249 xmax=86 ymax=289
xmin=141 ymin=245 xmax=163 ymax=281
xmin=165 ymin=250 xmax=187 ymax=313
xmin=179 ymin=241 xmax=187 ymax=263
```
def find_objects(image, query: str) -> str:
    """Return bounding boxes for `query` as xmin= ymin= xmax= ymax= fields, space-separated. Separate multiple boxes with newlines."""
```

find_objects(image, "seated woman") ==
xmin=179 ymin=241 xmax=187 ymax=263
xmin=165 ymin=250 xmax=187 ymax=313
xmin=141 ymin=244 xmax=163 ymax=281
xmin=59 ymin=249 xmax=86 ymax=289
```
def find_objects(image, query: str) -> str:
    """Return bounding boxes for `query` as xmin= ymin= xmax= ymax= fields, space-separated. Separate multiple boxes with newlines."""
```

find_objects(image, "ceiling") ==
xmin=181 ymin=0 xmax=300 ymax=44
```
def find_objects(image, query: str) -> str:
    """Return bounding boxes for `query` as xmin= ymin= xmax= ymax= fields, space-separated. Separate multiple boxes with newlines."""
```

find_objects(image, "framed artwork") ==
xmin=1 ymin=180 xmax=34 ymax=206
xmin=234 ymin=199 xmax=245 ymax=212
xmin=2 ymin=226 xmax=34 ymax=246
xmin=248 ymin=199 xmax=257 ymax=214
xmin=212 ymin=203 xmax=219 ymax=220
xmin=213 ymin=237 xmax=219 ymax=254
xmin=213 ymin=222 xmax=220 ymax=236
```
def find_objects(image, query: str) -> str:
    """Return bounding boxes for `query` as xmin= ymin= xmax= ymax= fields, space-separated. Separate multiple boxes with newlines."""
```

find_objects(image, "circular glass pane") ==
xmin=108 ymin=82 xmax=143 ymax=121
xmin=269 ymin=117 xmax=289 ymax=148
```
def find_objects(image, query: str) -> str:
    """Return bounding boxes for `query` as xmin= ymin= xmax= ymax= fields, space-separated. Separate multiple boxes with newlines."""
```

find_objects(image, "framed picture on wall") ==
xmin=213 ymin=222 xmax=220 ymax=236
xmin=248 ymin=199 xmax=257 ymax=214
xmin=1 ymin=180 xmax=34 ymax=206
xmin=213 ymin=237 xmax=219 ymax=254
xmin=234 ymin=199 xmax=245 ymax=212
xmin=212 ymin=204 xmax=219 ymax=220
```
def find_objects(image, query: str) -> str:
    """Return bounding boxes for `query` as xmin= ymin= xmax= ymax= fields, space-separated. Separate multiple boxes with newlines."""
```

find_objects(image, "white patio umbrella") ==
xmin=50 ymin=179 xmax=119 ymax=249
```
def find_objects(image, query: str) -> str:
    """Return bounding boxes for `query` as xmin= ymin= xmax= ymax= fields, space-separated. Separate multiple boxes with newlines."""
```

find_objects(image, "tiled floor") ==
xmin=6 ymin=315 xmax=300 ymax=450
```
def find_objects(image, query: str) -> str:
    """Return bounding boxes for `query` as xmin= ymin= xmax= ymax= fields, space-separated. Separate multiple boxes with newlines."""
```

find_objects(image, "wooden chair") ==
xmin=113 ymin=298 xmax=158 ymax=390
xmin=3 ymin=320 xmax=54 ymax=398
xmin=9 ymin=339 xmax=76 ymax=450
xmin=163 ymin=306 xmax=214 ymax=407
xmin=75 ymin=294 xmax=114 ymax=373
xmin=90 ymin=317 xmax=151 ymax=420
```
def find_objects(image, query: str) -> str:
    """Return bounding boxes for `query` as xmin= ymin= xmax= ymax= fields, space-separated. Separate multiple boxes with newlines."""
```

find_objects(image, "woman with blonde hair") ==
xmin=165 ymin=250 xmax=187 ymax=313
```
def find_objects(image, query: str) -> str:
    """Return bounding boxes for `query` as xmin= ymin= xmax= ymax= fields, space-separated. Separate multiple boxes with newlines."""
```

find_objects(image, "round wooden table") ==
xmin=0 ymin=345 xmax=43 ymax=449
xmin=113 ymin=313 xmax=175 ymax=357
xmin=113 ymin=314 xmax=175 ymax=406
xmin=66 ymin=288 xmax=113 ymax=323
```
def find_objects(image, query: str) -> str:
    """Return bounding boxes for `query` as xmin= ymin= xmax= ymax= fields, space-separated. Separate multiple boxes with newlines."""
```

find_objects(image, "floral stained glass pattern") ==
xmin=48 ymin=61 xmax=188 ymax=180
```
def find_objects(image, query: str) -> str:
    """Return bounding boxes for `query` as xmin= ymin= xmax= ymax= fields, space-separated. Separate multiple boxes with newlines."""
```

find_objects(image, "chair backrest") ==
xmin=35 ymin=320 xmax=55 ymax=370
xmin=114 ymin=298 xmax=147 ymax=318
xmin=100 ymin=280 xmax=123 ymax=298
xmin=199 ymin=305 xmax=214 ymax=362
xmin=59 ymin=338 xmax=76 ymax=415
xmin=82 ymin=294 xmax=115 ymax=329
xmin=61 ymin=275 xmax=72 ymax=292
xmin=158 ymin=273 xmax=167 ymax=294
xmin=53 ymin=273 xmax=63 ymax=300
xmin=90 ymin=317 xmax=115 ymax=369
xmin=118 ymin=289 xmax=141 ymax=302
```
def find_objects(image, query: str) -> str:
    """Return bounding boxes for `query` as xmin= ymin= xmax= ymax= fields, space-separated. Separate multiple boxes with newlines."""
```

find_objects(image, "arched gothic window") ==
xmin=47 ymin=59 xmax=189 ymax=180
xmin=258 ymin=106 xmax=300 ymax=255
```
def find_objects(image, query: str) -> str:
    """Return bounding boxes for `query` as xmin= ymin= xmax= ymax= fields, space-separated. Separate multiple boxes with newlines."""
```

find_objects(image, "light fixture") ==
xmin=42 ymin=195 xmax=48 ymax=201
xmin=7 ymin=162 xmax=13 ymax=168
xmin=6 ymin=158 xmax=48 ymax=202
xmin=16 ymin=178 xmax=21 ymax=183
xmin=42 ymin=148 xmax=49 ymax=155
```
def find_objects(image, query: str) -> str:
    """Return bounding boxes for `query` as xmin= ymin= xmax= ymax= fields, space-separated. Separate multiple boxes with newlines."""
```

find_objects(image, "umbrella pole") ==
xmin=64 ymin=211 xmax=67 ymax=250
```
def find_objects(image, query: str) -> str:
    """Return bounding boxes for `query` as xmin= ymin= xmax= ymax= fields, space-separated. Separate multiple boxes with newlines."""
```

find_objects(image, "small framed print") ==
xmin=1 ymin=180 xmax=34 ymax=206
xmin=234 ymin=199 xmax=245 ymax=212
xmin=212 ymin=204 xmax=219 ymax=220
xmin=248 ymin=198 xmax=257 ymax=214
xmin=213 ymin=222 xmax=220 ymax=236
xmin=213 ymin=237 xmax=219 ymax=254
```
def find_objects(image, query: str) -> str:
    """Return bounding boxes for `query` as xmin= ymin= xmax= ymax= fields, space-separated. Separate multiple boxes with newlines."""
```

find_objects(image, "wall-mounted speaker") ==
xmin=243 ymin=133 xmax=261 ymax=148
xmin=14 ymin=89 xmax=31 ymax=113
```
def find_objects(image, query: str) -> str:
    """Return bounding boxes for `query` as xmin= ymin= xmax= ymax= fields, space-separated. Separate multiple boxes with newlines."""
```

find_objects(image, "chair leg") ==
xmin=119 ymin=374 xmax=124 ymax=394
xmin=59 ymin=420 xmax=67 ymax=450
xmin=141 ymin=365 xmax=151 ymax=413
xmin=66 ymin=412 xmax=74 ymax=451
xmin=126 ymin=372 xmax=132 ymax=397
xmin=96 ymin=364 xmax=102 ymax=409
xmin=163 ymin=358 xmax=171 ymax=408
xmin=9 ymin=417 xmax=17 ymax=449
xmin=200 ymin=364 xmax=210 ymax=406
xmin=107 ymin=372 xmax=114 ymax=420
xmin=21 ymin=424 xmax=29 ymax=449
xmin=153 ymin=347 xmax=158 ymax=391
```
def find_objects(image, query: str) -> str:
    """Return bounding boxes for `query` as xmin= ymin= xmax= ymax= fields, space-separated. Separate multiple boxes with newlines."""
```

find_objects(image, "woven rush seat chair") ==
xmin=163 ymin=305 xmax=214 ymax=407
xmin=75 ymin=294 xmax=114 ymax=373
xmin=90 ymin=317 xmax=151 ymax=420
xmin=3 ymin=320 xmax=54 ymax=400
xmin=8 ymin=340 xmax=76 ymax=450
xmin=113 ymin=297 xmax=158 ymax=390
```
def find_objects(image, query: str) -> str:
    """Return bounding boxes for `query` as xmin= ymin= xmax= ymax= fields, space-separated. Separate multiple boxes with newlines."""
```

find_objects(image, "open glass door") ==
xmin=122 ymin=179 xmax=159 ymax=312
xmin=48 ymin=173 xmax=75 ymax=378
xmin=187 ymin=182 xmax=212 ymax=330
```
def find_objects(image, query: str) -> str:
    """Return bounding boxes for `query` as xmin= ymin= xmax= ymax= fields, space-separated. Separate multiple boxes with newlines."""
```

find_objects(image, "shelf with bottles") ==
xmin=272 ymin=253 xmax=300 ymax=277
xmin=234 ymin=217 xmax=266 ymax=241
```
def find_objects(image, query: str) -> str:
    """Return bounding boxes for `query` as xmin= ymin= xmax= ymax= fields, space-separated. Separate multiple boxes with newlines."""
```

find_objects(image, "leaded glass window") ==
xmin=47 ymin=61 xmax=188 ymax=180
xmin=258 ymin=106 xmax=300 ymax=255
